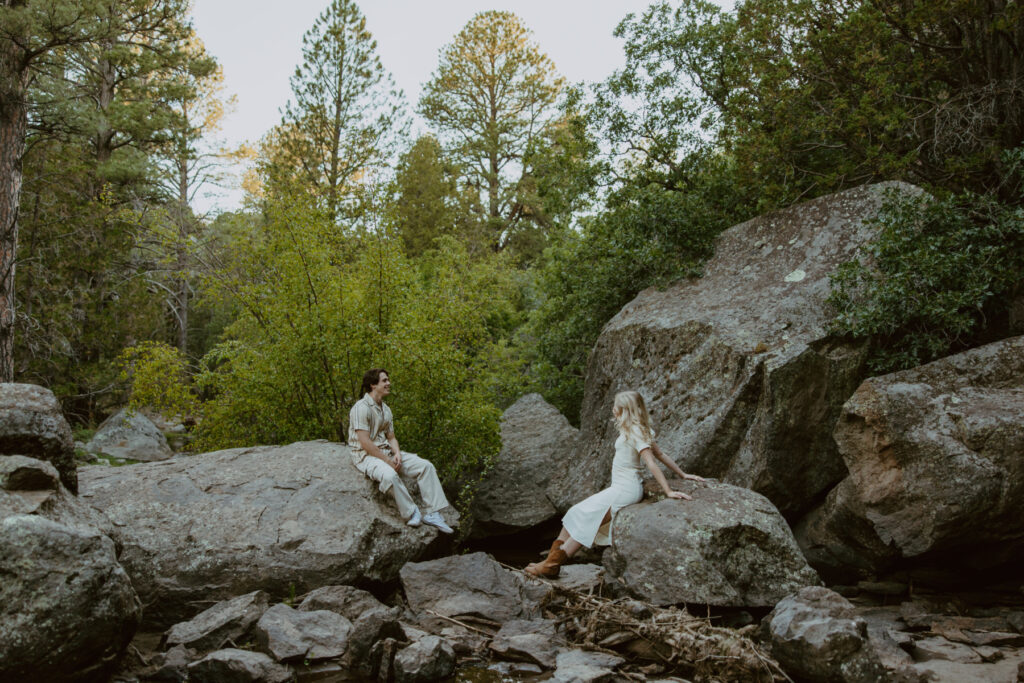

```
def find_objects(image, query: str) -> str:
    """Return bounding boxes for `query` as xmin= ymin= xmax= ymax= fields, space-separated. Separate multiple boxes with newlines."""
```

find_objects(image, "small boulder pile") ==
xmin=0 ymin=384 xmax=141 ymax=682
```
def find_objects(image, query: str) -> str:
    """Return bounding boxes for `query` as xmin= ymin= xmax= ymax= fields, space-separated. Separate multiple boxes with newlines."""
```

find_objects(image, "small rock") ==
xmin=911 ymin=636 xmax=982 ymax=664
xmin=87 ymin=408 xmax=172 ymax=462
xmin=393 ymin=635 xmax=455 ymax=683
xmin=255 ymin=603 xmax=352 ymax=662
xmin=964 ymin=630 xmax=1024 ymax=648
xmin=489 ymin=618 xmax=564 ymax=669
xmin=0 ymin=455 xmax=61 ymax=491
xmin=187 ymin=648 xmax=294 ymax=682
xmin=298 ymin=584 xmax=389 ymax=620
xmin=142 ymin=644 xmax=195 ymax=682
xmin=488 ymin=660 xmax=544 ymax=676
xmin=440 ymin=626 xmax=488 ymax=656
xmin=400 ymin=552 xmax=539 ymax=626
xmin=164 ymin=590 xmax=270 ymax=653
xmin=764 ymin=586 xmax=886 ymax=682
xmin=552 ymin=649 xmax=625 ymax=682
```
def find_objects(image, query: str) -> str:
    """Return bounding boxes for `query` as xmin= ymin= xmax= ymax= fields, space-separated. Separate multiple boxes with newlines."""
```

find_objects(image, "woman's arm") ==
xmin=652 ymin=443 xmax=705 ymax=482
xmin=641 ymin=448 xmax=691 ymax=500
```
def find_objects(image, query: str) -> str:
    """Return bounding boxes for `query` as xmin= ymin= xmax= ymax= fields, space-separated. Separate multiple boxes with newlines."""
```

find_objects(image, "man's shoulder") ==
xmin=350 ymin=395 xmax=372 ymax=416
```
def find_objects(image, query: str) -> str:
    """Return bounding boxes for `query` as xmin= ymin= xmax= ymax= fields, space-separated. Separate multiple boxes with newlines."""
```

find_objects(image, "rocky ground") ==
xmin=107 ymin=553 xmax=1024 ymax=682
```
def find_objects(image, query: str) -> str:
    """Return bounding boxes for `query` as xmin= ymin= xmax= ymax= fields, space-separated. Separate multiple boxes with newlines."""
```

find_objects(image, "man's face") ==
xmin=372 ymin=372 xmax=391 ymax=396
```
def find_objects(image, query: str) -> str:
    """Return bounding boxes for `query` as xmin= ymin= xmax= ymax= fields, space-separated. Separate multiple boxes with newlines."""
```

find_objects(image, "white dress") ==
xmin=562 ymin=428 xmax=649 ymax=548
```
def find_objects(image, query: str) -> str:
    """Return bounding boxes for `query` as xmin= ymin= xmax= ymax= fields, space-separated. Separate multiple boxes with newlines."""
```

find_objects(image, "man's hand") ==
xmin=392 ymin=451 xmax=403 ymax=472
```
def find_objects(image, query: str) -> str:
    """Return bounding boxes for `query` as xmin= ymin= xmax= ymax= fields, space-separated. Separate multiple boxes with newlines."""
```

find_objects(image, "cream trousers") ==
xmin=353 ymin=451 xmax=449 ymax=520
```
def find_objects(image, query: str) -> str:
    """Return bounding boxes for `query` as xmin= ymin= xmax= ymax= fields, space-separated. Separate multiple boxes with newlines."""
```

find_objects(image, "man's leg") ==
xmin=399 ymin=452 xmax=450 ymax=514
xmin=354 ymin=456 xmax=419 ymax=521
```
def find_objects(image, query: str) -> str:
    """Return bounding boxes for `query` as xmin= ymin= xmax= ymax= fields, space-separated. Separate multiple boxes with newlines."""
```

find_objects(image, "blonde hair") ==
xmin=613 ymin=391 xmax=655 ymax=442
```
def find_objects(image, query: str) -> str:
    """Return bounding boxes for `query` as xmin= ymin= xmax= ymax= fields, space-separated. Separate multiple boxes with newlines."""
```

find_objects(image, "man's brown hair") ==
xmin=360 ymin=368 xmax=389 ymax=396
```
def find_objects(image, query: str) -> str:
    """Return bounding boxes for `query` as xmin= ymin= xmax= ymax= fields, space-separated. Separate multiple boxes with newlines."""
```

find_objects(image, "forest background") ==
xmin=1 ymin=0 xmax=1021 ymax=491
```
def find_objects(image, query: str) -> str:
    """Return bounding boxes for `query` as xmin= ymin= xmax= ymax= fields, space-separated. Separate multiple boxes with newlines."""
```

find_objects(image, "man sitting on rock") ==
xmin=347 ymin=368 xmax=454 ymax=534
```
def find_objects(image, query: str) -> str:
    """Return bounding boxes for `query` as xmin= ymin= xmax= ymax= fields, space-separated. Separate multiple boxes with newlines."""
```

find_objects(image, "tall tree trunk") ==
xmin=175 ymin=158 xmax=190 ymax=353
xmin=0 ymin=36 xmax=30 ymax=382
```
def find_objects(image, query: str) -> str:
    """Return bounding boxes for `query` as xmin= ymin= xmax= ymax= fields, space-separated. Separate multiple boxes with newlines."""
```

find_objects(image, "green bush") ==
xmin=193 ymin=199 xmax=515 ymax=487
xmin=829 ymin=180 xmax=1024 ymax=373
xmin=117 ymin=341 xmax=197 ymax=418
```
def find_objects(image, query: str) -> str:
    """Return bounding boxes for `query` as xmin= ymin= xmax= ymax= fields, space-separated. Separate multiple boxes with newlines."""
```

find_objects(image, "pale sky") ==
xmin=188 ymin=1 xmax=680 ymax=213
xmin=188 ymin=1 xmax=662 ymax=212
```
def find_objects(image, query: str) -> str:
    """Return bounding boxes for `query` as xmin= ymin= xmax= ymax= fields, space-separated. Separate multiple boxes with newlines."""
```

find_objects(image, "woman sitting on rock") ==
xmin=525 ymin=390 xmax=705 ymax=578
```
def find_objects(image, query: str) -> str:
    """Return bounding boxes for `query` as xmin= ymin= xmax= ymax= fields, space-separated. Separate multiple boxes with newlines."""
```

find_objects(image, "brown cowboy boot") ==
xmin=525 ymin=539 xmax=567 ymax=578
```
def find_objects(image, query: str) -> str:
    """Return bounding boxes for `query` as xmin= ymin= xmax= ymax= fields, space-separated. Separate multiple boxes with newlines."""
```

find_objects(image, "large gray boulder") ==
xmin=78 ymin=440 xmax=454 ymax=627
xmin=471 ymin=393 xmax=576 ymax=538
xmin=0 ymin=515 xmax=141 ymax=681
xmin=603 ymin=480 xmax=820 ymax=607
xmin=562 ymin=183 xmax=922 ymax=517
xmin=87 ymin=407 xmax=173 ymax=462
xmin=796 ymin=336 xmax=1024 ymax=581
xmin=0 ymin=455 xmax=140 ymax=682
xmin=763 ymin=587 xmax=886 ymax=682
xmin=0 ymin=383 xmax=76 ymax=492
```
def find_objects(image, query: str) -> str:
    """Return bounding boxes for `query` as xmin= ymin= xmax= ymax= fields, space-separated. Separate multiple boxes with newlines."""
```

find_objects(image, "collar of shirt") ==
xmin=361 ymin=392 xmax=387 ymax=413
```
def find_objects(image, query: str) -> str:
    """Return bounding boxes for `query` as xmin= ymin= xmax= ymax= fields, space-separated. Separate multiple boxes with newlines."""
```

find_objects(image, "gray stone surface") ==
xmin=471 ymin=393 xmax=576 ymax=538
xmin=0 ymin=514 xmax=141 ymax=681
xmin=79 ymin=440 xmax=452 ymax=627
xmin=298 ymin=584 xmax=402 ymax=677
xmin=563 ymin=183 xmax=922 ymax=517
xmin=164 ymin=590 xmax=271 ymax=652
xmin=0 ymin=456 xmax=114 ymax=534
xmin=393 ymin=635 xmax=456 ymax=683
xmin=298 ymin=584 xmax=391 ymax=620
xmin=87 ymin=407 xmax=173 ymax=462
xmin=188 ymin=648 xmax=295 ymax=682
xmin=603 ymin=481 xmax=819 ymax=606
xmin=489 ymin=618 xmax=565 ymax=668
xmin=400 ymin=552 xmax=541 ymax=625
xmin=0 ymin=383 xmax=76 ymax=492
xmin=255 ymin=603 xmax=352 ymax=662
xmin=797 ymin=335 xmax=1024 ymax=580
xmin=1 ymin=453 xmax=61 ymax=491
xmin=552 ymin=649 xmax=625 ymax=682
xmin=764 ymin=586 xmax=886 ymax=682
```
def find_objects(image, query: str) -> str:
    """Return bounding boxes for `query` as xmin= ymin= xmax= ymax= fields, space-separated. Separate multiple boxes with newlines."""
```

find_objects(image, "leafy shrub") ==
xmin=829 ymin=180 xmax=1024 ymax=373
xmin=117 ymin=341 xmax=196 ymax=418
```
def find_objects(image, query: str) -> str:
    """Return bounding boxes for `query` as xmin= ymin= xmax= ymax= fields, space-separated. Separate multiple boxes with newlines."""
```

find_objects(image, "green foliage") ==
xmin=264 ymin=0 xmax=405 ymax=223
xmin=619 ymin=0 xmax=1024 ymax=203
xmin=389 ymin=135 xmax=484 ymax=257
xmin=829 ymin=178 xmax=1024 ymax=373
xmin=117 ymin=341 xmax=196 ymax=417
xmin=194 ymin=198 xmax=514 ymax=485
xmin=420 ymin=11 xmax=567 ymax=257
xmin=525 ymin=150 xmax=750 ymax=421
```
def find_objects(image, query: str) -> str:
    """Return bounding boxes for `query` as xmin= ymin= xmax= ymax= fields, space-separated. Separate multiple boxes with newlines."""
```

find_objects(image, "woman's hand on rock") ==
xmin=683 ymin=473 xmax=706 ymax=482
xmin=666 ymin=490 xmax=692 ymax=500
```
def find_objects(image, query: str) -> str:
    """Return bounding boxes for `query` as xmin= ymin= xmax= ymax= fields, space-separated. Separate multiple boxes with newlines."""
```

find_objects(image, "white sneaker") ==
xmin=422 ymin=511 xmax=454 ymax=534
xmin=406 ymin=508 xmax=422 ymax=527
